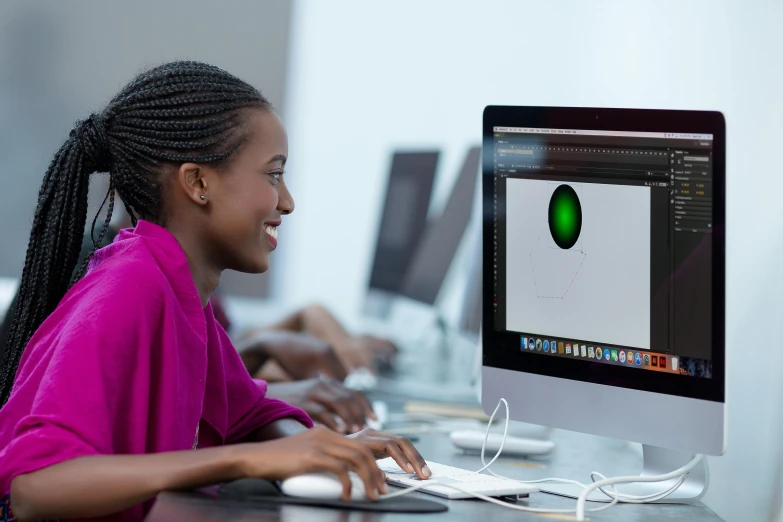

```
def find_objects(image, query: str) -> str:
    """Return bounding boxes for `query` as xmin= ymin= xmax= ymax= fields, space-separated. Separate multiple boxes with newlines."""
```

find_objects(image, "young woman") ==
xmin=0 ymin=61 xmax=430 ymax=522
xmin=0 ymin=204 xmax=379 ymax=435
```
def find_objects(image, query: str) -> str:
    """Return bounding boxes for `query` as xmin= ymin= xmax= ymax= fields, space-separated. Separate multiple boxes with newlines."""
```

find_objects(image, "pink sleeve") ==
xmin=212 ymin=325 xmax=313 ymax=443
xmin=0 ymin=268 xmax=164 ymax=493
xmin=226 ymin=378 xmax=313 ymax=443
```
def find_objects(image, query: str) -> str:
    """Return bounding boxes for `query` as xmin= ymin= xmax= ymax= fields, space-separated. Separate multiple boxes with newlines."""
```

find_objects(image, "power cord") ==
xmin=379 ymin=397 xmax=704 ymax=521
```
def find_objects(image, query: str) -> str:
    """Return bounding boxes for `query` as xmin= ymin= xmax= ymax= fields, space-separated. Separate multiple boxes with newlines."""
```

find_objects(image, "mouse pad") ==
xmin=218 ymin=478 xmax=448 ymax=513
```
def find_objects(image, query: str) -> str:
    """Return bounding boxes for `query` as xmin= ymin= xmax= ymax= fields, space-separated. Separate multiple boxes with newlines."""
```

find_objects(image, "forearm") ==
xmin=238 ymin=346 xmax=271 ymax=376
xmin=10 ymin=445 xmax=244 ymax=521
xmin=298 ymin=305 xmax=353 ymax=346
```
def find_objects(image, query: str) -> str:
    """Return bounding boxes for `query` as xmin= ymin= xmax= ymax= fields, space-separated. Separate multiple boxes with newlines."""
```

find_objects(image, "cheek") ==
xmin=230 ymin=182 xmax=277 ymax=223
xmin=255 ymin=184 xmax=279 ymax=215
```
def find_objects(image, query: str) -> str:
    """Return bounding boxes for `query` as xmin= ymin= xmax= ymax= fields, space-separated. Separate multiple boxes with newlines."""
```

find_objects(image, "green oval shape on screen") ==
xmin=548 ymin=185 xmax=582 ymax=249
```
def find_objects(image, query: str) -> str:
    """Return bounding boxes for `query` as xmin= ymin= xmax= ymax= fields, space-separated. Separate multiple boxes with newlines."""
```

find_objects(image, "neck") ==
xmin=166 ymin=224 xmax=221 ymax=308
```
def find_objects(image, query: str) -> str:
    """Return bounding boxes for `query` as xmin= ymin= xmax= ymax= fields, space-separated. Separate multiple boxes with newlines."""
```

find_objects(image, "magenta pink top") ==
xmin=0 ymin=220 xmax=312 ymax=521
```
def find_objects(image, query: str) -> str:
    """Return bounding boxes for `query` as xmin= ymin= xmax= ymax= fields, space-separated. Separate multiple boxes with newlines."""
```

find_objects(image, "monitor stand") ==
xmin=539 ymin=445 xmax=709 ymax=503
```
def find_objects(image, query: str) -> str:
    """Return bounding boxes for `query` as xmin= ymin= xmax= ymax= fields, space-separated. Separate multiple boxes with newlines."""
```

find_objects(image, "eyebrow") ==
xmin=267 ymin=154 xmax=287 ymax=166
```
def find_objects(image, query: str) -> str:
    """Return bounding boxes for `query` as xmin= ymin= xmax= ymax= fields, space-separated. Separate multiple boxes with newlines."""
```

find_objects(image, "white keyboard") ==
xmin=376 ymin=457 xmax=539 ymax=500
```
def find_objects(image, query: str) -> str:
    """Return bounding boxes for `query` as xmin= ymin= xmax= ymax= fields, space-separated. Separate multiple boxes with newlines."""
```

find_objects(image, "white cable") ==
xmin=475 ymin=397 xmax=510 ymax=473
xmin=575 ymin=454 xmax=704 ymax=520
xmin=379 ymin=397 xmax=620 ymax=517
xmin=592 ymin=470 xmax=688 ymax=502
xmin=377 ymin=397 xmax=702 ymax=521
xmin=380 ymin=478 xmax=620 ymax=514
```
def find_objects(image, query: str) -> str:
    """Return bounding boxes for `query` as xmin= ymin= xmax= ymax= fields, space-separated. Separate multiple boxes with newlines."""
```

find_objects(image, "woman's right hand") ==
xmin=233 ymin=426 xmax=388 ymax=501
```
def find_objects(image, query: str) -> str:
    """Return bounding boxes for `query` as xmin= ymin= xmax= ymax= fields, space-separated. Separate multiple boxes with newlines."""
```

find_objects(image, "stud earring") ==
xmin=200 ymin=195 xmax=206 ymax=201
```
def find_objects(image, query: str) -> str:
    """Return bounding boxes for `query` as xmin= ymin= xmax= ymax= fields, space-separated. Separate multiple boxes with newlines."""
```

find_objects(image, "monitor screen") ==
xmin=368 ymin=151 xmax=439 ymax=294
xmin=482 ymin=107 xmax=725 ymax=403
xmin=399 ymin=146 xmax=480 ymax=306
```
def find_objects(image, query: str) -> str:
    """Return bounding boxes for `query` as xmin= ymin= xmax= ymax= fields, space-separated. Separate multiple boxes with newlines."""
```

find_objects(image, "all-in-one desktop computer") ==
xmin=481 ymin=106 xmax=726 ymax=503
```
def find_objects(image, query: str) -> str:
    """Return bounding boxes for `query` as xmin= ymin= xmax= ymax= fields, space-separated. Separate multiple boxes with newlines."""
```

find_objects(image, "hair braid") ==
xmin=0 ymin=61 xmax=270 ymax=405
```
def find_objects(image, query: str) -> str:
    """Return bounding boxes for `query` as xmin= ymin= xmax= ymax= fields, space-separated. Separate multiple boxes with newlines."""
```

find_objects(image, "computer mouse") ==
xmin=280 ymin=472 xmax=368 ymax=501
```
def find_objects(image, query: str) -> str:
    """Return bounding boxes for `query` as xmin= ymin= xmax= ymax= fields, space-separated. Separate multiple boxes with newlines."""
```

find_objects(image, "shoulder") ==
xmin=17 ymin=240 xmax=176 ymax=379
xmin=59 ymin=238 xmax=172 ymax=323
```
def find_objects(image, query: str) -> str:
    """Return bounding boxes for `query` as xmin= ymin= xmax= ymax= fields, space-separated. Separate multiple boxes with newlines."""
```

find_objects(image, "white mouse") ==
xmin=280 ymin=472 xmax=369 ymax=501
xmin=450 ymin=430 xmax=555 ymax=456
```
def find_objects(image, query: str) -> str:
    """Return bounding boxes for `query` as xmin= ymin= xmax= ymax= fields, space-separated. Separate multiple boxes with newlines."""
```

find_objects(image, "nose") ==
xmin=278 ymin=180 xmax=295 ymax=215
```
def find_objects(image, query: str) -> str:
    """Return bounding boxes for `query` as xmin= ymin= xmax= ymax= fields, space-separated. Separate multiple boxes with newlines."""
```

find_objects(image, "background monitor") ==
xmin=366 ymin=151 xmax=439 ymax=294
xmin=398 ymin=146 xmax=481 ymax=306
xmin=481 ymin=106 xmax=726 ymax=457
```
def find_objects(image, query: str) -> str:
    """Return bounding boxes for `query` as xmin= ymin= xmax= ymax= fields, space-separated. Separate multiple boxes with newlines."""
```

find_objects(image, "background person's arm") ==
xmin=241 ymin=304 xmax=393 ymax=372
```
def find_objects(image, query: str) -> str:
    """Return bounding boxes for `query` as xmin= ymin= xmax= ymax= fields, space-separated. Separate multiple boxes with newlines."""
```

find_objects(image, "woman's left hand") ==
xmin=347 ymin=429 xmax=432 ymax=480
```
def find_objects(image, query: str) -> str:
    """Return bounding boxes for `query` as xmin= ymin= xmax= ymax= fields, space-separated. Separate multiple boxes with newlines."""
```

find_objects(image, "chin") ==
xmin=231 ymin=253 xmax=270 ymax=274
xmin=253 ymin=254 xmax=271 ymax=274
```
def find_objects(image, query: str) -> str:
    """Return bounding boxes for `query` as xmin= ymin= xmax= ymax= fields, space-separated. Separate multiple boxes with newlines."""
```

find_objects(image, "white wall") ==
xmin=282 ymin=1 xmax=783 ymax=520
xmin=0 ymin=0 xmax=292 ymax=298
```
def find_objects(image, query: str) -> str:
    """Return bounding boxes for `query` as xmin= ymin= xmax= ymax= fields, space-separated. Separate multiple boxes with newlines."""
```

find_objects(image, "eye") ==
xmin=268 ymin=171 xmax=284 ymax=186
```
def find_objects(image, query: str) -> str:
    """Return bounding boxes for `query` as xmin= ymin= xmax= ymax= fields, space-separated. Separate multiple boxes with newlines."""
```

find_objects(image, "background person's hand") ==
xmin=267 ymin=377 xmax=376 ymax=434
xmin=239 ymin=330 xmax=348 ymax=381
xmin=235 ymin=426 xmax=388 ymax=501
xmin=331 ymin=338 xmax=376 ymax=373
xmin=357 ymin=335 xmax=398 ymax=366
xmin=348 ymin=428 xmax=432 ymax=480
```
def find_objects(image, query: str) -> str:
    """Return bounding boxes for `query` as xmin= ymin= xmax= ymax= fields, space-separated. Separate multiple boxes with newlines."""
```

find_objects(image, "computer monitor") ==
xmin=481 ymin=106 xmax=726 ymax=501
xmin=364 ymin=151 xmax=439 ymax=317
xmin=399 ymin=146 xmax=481 ymax=306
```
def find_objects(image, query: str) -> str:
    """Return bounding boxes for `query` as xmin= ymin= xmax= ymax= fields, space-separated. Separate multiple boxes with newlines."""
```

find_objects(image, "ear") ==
xmin=176 ymin=162 xmax=209 ymax=205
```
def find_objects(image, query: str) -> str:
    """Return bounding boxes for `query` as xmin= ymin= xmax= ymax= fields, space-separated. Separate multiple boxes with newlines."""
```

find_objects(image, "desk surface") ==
xmin=145 ymin=395 xmax=724 ymax=522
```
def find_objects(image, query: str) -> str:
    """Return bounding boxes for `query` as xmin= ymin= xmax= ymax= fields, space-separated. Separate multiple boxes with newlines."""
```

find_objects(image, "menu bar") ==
xmin=493 ymin=127 xmax=713 ymax=140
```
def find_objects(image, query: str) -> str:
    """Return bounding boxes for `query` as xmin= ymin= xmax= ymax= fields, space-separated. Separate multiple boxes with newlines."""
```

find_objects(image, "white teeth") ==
xmin=264 ymin=225 xmax=278 ymax=239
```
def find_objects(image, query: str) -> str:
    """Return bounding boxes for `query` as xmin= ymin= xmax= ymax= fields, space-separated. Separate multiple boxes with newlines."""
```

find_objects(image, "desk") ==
xmin=145 ymin=392 xmax=724 ymax=522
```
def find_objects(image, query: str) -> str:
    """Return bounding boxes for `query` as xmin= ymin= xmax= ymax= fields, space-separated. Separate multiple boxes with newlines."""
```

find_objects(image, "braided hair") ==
xmin=0 ymin=61 xmax=271 ymax=406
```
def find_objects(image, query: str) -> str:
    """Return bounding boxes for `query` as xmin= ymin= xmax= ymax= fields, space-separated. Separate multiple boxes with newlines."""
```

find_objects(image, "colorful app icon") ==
xmin=551 ymin=340 xmax=558 ymax=354
xmin=672 ymin=357 xmax=679 ymax=372
xmin=581 ymin=345 xmax=587 ymax=357
xmin=572 ymin=344 xmax=579 ymax=355
xmin=643 ymin=354 xmax=651 ymax=366
xmin=543 ymin=340 xmax=550 ymax=353
xmin=604 ymin=350 xmax=611 ymax=361
xmin=627 ymin=351 xmax=634 ymax=364
xmin=521 ymin=337 xmax=528 ymax=350
xmin=651 ymin=355 xmax=659 ymax=367
xmin=536 ymin=339 xmax=542 ymax=351
xmin=619 ymin=351 xmax=627 ymax=363
xmin=660 ymin=356 xmax=667 ymax=369
xmin=588 ymin=346 xmax=595 ymax=358
xmin=635 ymin=353 xmax=642 ymax=365
xmin=566 ymin=343 xmax=572 ymax=354
xmin=611 ymin=350 xmax=618 ymax=361
xmin=595 ymin=347 xmax=602 ymax=359
xmin=558 ymin=342 xmax=565 ymax=354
